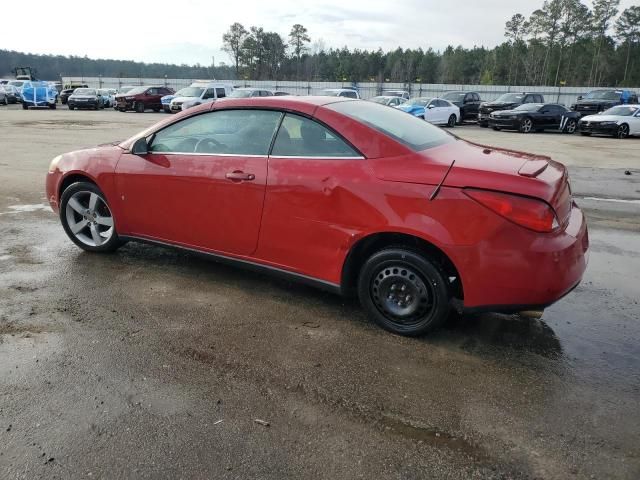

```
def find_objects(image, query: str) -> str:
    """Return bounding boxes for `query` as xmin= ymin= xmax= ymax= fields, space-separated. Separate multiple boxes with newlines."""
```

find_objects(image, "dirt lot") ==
xmin=1 ymin=105 xmax=639 ymax=479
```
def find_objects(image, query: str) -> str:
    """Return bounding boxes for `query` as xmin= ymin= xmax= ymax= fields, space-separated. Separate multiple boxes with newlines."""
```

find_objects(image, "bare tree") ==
xmin=222 ymin=23 xmax=248 ymax=78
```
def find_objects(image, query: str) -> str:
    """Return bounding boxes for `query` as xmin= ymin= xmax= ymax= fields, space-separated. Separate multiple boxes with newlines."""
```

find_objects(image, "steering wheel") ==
xmin=194 ymin=137 xmax=225 ymax=153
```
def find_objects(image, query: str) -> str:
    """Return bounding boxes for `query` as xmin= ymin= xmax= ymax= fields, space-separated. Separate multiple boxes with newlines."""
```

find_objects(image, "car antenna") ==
xmin=429 ymin=160 xmax=456 ymax=201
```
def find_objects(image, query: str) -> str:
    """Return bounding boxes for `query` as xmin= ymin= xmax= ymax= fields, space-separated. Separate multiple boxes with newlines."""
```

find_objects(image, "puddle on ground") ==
xmin=0 ymin=204 xmax=50 ymax=215
xmin=380 ymin=414 xmax=486 ymax=459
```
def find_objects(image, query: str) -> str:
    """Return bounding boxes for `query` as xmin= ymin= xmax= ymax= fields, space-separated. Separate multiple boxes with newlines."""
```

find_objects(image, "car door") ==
xmin=424 ymin=100 xmax=439 ymax=123
xmin=114 ymin=109 xmax=283 ymax=255
xmin=631 ymin=109 xmax=640 ymax=135
xmin=257 ymin=112 xmax=369 ymax=279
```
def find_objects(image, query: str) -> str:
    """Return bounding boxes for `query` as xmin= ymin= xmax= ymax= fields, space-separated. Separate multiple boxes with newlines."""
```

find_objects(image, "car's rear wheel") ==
xmin=357 ymin=249 xmax=450 ymax=336
xmin=519 ymin=117 xmax=533 ymax=133
xmin=616 ymin=124 xmax=629 ymax=139
xmin=68 ymin=105 xmax=74 ymax=110
xmin=136 ymin=102 xmax=145 ymax=113
xmin=22 ymin=102 xmax=28 ymax=110
xmin=564 ymin=119 xmax=577 ymax=134
xmin=49 ymin=103 xmax=56 ymax=109
xmin=60 ymin=182 xmax=124 ymax=253
xmin=447 ymin=114 xmax=457 ymax=128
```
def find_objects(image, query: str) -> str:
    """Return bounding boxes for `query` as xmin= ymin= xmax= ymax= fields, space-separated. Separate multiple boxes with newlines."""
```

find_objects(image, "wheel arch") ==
xmin=340 ymin=231 xmax=464 ymax=301
xmin=58 ymin=172 xmax=98 ymax=201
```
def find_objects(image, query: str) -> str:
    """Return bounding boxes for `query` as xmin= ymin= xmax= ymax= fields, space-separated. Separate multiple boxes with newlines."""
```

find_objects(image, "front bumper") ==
xmin=449 ymin=203 xmax=589 ymax=310
xmin=69 ymin=100 xmax=98 ymax=109
xmin=170 ymin=104 xmax=183 ymax=112
xmin=579 ymin=122 xmax=617 ymax=135
xmin=488 ymin=117 xmax=520 ymax=129
xmin=162 ymin=104 xmax=171 ymax=113
xmin=116 ymin=100 xmax=133 ymax=110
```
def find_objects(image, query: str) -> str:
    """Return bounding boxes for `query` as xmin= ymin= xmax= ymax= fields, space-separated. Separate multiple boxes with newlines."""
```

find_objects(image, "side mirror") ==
xmin=132 ymin=137 xmax=149 ymax=155
xmin=577 ymin=95 xmax=583 ymax=100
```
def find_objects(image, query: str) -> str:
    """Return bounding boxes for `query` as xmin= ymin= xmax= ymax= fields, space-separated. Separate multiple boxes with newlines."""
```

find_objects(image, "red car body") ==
xmin=46 ymin=96 xmax=588 ymax=325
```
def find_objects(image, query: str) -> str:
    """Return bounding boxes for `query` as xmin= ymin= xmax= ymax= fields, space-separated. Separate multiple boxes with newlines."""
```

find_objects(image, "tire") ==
xmin=519 ymin=117 xmax=533 ymax=134
xmin=564 ymin=119 xmax=577 ymax=134
xmin=580 ymin=132 xmax=591 ymax=136
xmin=492 ymin=126 xmax=501 ymax=131
xmin=479 ymin=121 xmax=488 ymax=128
xmin=153 ymin=107 xmax=160 ymax=112
xmin=22 ymin=102 xmax=28 ymax=110
xmin=68 ymin=105 xmax=75 ymax=110
xmin=615 ymin=124 xmax=629 ymax=139
xmin=59 ymin=182 xmax=124 ymax=253
xmin=135 ymin=102 xmax=145 ymax=113
xmin=447 ymin=114 xmax=456 ymax=128
xmin=49 ymin=103 xmax=56 ymax=110
xmin=357 ymin=248 xmax=450 ymax=336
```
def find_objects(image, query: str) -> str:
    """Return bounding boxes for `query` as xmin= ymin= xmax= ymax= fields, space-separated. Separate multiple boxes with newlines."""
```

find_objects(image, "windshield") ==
xmin=384 ymin=91 xmax=406 ymax=97
xmin=74 ymin=88 xmax=96 ymax=95
xmin=602 ymin=105 xmax=638 ymax=116
xmin=401 ymin=98 xmax=431 ymax=107
xmin=176 ymin=87 xmax=204 ymax=98
xmin=321 ymin=90 xmax=343 ymax=97
xmin=8 ymin=81 xmax=24 ymax=88
xmin=98 ymin=90 xmax=110 ymax=95
xmin=371 ymin=96 xmax=390 ymax=104
xmin=442 ymin=92 xmax=466 ymax=101
xmin=119 ymin=86 xmax=137 ymax=93
xmin=585 ymin=90 xmax=620 ymax=100
xmin=495 ymin=93 xmax=524 ymax=103
xmin=514 ymin=104 xmax=542 ymax=111
xmin=230 ymin=90 xmax=255 ymax=98
xmin=328 ymin=100 xmax=453 ymax=151
xmin=126 ymin=87 xmax=147 ymax=95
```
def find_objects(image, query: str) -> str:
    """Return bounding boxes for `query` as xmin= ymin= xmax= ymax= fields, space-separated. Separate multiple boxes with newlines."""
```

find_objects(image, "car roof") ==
xmin=212 ymin=95 xmax=354 ymax=112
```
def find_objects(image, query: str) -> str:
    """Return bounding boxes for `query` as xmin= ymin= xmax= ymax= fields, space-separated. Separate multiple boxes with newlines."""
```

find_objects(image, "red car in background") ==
xmin=45 ymin=97 xmax=588 ymax=336
xmin=115 ymin=85 xmax=174 ymax=113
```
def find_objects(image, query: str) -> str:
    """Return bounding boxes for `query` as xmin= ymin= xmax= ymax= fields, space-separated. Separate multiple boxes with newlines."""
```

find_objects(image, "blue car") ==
xmin=21 ymin=81 xmax=58 ymax=109
xmin=394 ymin=97 xmax=430 ymax=118
xmin=161 ymin=94 xmax=175 ymax=113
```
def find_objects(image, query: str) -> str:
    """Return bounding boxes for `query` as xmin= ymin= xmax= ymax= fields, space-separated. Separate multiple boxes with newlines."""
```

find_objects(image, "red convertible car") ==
xmin=46 ymin=97 xmax=588 ymax=336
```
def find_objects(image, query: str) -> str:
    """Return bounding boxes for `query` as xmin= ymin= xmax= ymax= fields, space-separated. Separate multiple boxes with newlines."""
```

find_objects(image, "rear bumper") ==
xmin=450 ymin=203 xmax=589 ymax=310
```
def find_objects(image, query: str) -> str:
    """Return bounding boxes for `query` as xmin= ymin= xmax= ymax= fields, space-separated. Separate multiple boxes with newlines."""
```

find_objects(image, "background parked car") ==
xmin=370 ymin=95 xmax=405 ymax=107
xmin=0 ymin=85 xmax=21 ymax=104
xmin=173 ymin=82 xmax=233 ymax=112
xmin=578 ymin=104 xmax=640 ymax=139
xmin=273 ymin=91 xmax=292 ymax=96
xmin=229 ymin=87 xmax=274 ymax=98
xmin=320 ymin=88 xmax=360 ymax=99
xmin=0 ymin=88 xmax=7 ymax=105
xmin=6 ymin=80 xmax=26 ymax=102
xmin=98 ymin=89 xmax=117 ymax=108
xmin=21 ymin=81 xmax=58 ymax=109
xmin=60 ymin=84 xmax=89 ymax=104
xmin=571 ymin=89 xmax=639 ymax=115
xmin=489 ymin=103 xmax=581 ymax=134
xmin=115 ymin=86 xmax=174 ymax=113
xmin=382 ymin=90 xmax=410 ymax=100
xmin=441 ymin=91 xmax=482 ymax=123
xmin=478 ymin=92 xmax=545 ymax=127
xmin=67 ymin=88 xmax=104 ymax=110
xmin=396 ymin=97 xmax=460 ymax=126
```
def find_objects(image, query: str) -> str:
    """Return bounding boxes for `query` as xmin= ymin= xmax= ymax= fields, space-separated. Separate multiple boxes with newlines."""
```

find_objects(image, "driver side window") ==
xmin=149 ymin=110 xmax=283 ymax=156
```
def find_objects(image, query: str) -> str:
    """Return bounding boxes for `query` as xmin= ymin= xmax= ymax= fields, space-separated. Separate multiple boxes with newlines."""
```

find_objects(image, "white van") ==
xmin=170 ymin=82 xmax=234 ymax=112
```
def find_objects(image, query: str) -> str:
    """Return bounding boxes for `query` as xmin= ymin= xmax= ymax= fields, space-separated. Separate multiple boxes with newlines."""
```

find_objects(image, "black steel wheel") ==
xmin=357 ymin=249 xmax=450 ymax=336
xmin=447 ymin=114 xmax=457 ymax=128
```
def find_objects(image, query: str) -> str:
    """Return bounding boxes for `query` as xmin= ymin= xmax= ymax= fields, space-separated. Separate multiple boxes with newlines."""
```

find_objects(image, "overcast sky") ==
xmin=0 ymin=0 xmax=635 ymax=66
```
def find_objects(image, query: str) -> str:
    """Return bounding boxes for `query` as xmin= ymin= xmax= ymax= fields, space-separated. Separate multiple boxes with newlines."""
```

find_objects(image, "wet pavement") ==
xmin=1 ymin=108 xmax=639 ymax=479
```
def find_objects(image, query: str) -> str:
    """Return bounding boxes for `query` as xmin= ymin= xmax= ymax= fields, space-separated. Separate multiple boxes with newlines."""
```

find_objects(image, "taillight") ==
xmin=464 ymin=189 xmax=559 ymax=233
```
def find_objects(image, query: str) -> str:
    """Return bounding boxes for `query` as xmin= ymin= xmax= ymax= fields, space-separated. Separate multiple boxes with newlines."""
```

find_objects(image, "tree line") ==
xmin=1 ymin=1 xmax=638 ymax=87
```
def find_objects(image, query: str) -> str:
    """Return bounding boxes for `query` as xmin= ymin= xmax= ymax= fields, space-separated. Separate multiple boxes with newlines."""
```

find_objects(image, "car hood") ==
xmin=369 ymin=138 xmax=566 ymax=208
xmin=171 ymin=96 xmax=199 ymax=103
xmin=483 ymin=101 xmax=518 ymax=108
xmin=490 ymin=109 xmax=522 ymax=115
xmin=161 ymin=95 xmax=175 ymax=104
xmin=69 ymin=95 xmax=96 ymax=100
xmin=396 ymin=105 xmax=424 ymax=113
xmin=580 ymin=114 xmax=623 ymax=122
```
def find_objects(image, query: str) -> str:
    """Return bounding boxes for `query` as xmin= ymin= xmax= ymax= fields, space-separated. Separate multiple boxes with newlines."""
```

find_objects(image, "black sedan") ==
xmin=488 ymin=103 xmax=581 ymax=134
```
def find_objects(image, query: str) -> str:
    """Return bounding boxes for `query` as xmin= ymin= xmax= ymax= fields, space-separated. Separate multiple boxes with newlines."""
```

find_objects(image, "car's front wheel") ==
xmin=60 ymin=182 xmax=124 ymax=253
xmin=135 ymin=102 xmax=145 ymax=113
xmin=357 ymin=249 xmax=450 ymax=336
xmin=616 ymin=124 xmax=629 ymax=139
xmin=447 ymin=114 xmax=457 ymax=128
xmin=564 ymin=119 xmax=577 ymax=134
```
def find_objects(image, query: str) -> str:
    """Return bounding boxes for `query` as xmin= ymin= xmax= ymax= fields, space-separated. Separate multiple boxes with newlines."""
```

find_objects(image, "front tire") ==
xmin=564 ymin=119 xmax=577 ymax=134
xmin=447 ymin=114 xmax=457 ymax=128
xmin=357 ymin=249 xmax=450 ymax=336
xmin=135 ymin=102 xmax=145 ymax=113
xmin=60 ymin=182 xmax=124 ymax=253
xmin=616 ymin=124 xmax=629 ymax=139
xmin=519 ymin=117 xmax=533 ymax=133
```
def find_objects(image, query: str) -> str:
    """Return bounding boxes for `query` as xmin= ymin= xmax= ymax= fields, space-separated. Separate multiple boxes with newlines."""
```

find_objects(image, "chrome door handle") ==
xmin=225 ymin=171 xmax=255 ymax=181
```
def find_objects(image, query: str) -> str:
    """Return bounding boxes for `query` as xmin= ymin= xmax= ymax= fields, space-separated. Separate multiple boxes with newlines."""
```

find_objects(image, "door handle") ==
xmin=225 ymin=171 xmax=255 ymax=181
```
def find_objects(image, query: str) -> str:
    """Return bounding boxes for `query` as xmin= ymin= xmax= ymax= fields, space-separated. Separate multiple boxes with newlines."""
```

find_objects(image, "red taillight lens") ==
xmin=464 ymin=189 xmax=559 ymax=233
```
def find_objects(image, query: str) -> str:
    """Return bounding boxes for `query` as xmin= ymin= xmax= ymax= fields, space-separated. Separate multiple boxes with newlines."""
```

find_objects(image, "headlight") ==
xmin=48 ymin=155 xmax=62 ymax=173
xmin=125 ymin=96 xmax=134 ymax=100
xmin=599 ymin=121 xmax=618 ymax=126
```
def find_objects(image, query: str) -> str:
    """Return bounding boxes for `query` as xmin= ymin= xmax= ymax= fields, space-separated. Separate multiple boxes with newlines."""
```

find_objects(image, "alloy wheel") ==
xmin=617 ymin=124 xmax=629 ymax=139
xmin=64 ymin=191 xmax=114 ymax=247
xmin=521 ymin=118 xmax=533 ymax=133
xmin=565 ymin=119 xmax=577 ymax=134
